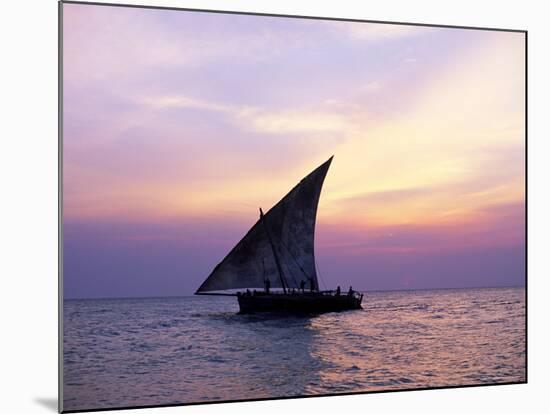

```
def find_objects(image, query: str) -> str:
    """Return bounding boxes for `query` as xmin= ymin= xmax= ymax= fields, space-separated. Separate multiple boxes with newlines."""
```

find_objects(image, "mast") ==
xmin=260 ymin=207 xmax=287 ymax=294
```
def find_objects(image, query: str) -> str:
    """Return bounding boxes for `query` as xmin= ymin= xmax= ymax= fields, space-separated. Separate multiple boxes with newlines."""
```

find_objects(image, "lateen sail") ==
xmin=196 ymin=156 xmax=333 ymax=293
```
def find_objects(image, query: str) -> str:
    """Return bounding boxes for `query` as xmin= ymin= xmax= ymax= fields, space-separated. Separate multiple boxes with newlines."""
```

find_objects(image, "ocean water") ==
xmin=63 ymin=287 xmax=525 ymax=411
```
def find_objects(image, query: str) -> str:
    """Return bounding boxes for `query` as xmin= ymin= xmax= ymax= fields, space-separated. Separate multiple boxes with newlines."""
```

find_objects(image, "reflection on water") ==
xmin=63 ymin=287 xmax=525 ymax=411
xmin=308 ymin=288 xmax=525 ymax=393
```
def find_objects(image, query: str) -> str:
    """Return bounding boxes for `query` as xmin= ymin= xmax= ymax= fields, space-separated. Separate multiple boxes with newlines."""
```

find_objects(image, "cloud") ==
xmin=138 ymin=93 xmax=359 ymax=136
xmin=63 ymin=3 xmax=337 ymax=86
xmin=242 ymin=109 xmax=352 ymax=134
xmin=317 ymin=31 xmax=525 ymax=223
xmin=316 ymin=200 xmax=524 ymax=255
xmin=138 ymin=95 xmax=232 ymax=112
xmin=325 ymin=20 xmax=433 ymax=42
xmin=334 ymin=140 xmax=524 ymax=209
xmin=339 ymin=186 xmax=434 ymax=204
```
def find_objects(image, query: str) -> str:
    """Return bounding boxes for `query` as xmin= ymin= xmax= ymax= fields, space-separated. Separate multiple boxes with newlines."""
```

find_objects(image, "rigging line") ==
xmin=275 ymin=240 xmax=299 ymax=288
xmin=260 ymin=208 xmax=288 ymax=293
xmin=278 ymin=237 xmax=312 ymax=286
xmin=267 ymin=231 xmax=301 ymax=288
xmin=315 ymin=261 xmax=328 ymax=291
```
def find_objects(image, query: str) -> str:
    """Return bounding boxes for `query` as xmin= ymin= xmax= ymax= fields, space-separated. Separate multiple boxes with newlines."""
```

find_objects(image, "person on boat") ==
xmin=300 ymin=280 xmax=305 ymax=293
xmin=264 ymin=278 xmax=271 ymax=294
xmin=246 ymin=289 xmax=251 ymax=296
xmin=308 ymin=277 xmax=315 ymax=292
xmin=348 ymin=286 xmax=354 ymax=296
xmin=336 ymin=286 xmax=341 ymax=296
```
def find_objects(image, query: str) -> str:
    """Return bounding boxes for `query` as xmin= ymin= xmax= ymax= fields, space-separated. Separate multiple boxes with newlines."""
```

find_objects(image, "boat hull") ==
xmin=237 ymin=292 xmax=363 ymax=314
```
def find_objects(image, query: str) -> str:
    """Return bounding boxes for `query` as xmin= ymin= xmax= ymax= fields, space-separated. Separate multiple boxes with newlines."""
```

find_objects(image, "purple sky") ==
xmin=62 ymin=4 xmax=525 ymax=298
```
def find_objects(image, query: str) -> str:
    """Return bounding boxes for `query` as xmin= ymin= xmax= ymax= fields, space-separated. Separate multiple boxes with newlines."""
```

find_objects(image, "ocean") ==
xmin=63 ymin=287 xmax=525 ymax=411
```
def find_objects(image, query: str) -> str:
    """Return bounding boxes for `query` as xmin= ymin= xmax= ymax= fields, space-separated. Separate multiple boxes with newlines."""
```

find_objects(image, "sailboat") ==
xmin=195 ymin=156 xmax=363 ymax=314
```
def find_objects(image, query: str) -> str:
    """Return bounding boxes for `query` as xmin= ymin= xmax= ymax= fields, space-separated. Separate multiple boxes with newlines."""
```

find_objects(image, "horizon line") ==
xmin=63 ymin=284 xmax=526 ymax=301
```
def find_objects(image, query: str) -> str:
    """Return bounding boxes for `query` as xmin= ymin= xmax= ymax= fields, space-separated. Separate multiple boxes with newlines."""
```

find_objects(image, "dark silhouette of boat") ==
xmin=195 ymin=156 xmax=363 ymax=314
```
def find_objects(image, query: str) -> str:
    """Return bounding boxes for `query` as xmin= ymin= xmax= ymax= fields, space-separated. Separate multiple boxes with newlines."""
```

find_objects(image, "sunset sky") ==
xmin=63 ymin=3 xmax=525 ymax=298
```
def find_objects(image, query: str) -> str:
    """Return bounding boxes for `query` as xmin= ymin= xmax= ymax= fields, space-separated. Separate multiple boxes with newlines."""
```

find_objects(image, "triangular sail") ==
xmin=196 ymin=156 xmax=333 ymax=293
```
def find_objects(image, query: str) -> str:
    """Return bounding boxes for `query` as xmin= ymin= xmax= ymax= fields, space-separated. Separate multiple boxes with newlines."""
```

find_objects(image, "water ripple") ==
xmin=63 ymin=287 xmax=525 ymax=411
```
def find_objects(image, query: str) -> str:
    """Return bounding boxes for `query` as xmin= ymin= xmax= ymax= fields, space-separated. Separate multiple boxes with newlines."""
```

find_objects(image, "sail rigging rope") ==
xmin=277 ymin=236 xmax=315 ymax=288
xmin=274 ymin=241 xmax=299 ymax=288
xmin=315 ymin=261 xmax=328 ymax=291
